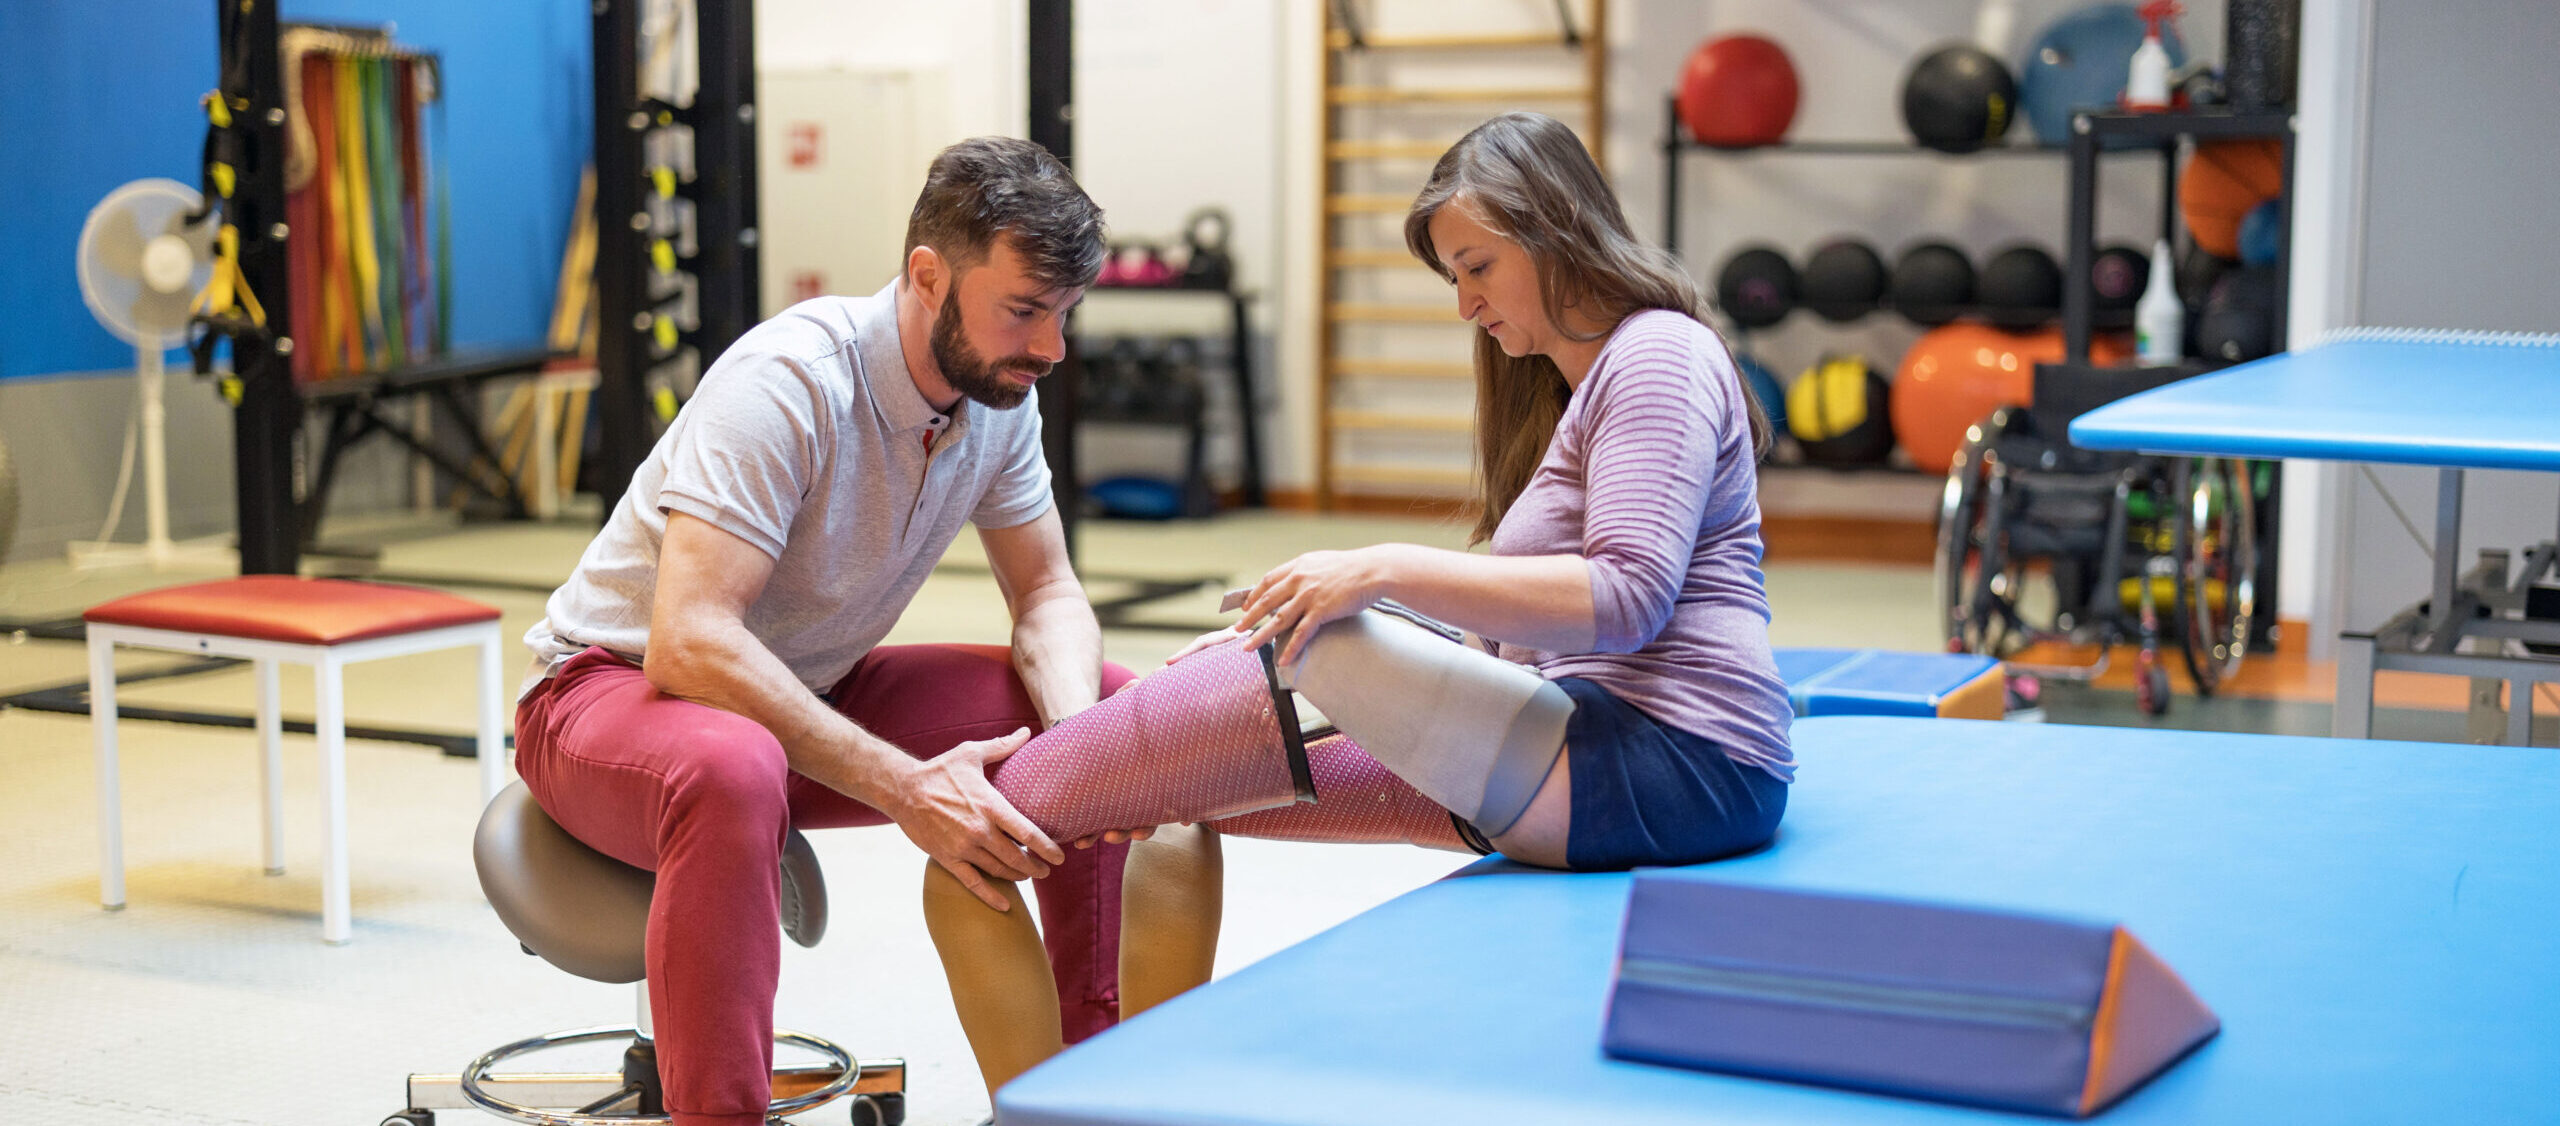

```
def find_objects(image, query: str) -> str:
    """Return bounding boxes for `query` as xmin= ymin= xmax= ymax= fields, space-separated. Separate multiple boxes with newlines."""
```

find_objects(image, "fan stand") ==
xmin=68 ymin=344 xmax=235 ymax=572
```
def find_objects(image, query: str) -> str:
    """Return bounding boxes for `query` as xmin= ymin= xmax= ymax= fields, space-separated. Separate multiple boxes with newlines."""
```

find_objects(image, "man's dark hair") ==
xmin=903 ymin=137 xmax=1107 ymax=292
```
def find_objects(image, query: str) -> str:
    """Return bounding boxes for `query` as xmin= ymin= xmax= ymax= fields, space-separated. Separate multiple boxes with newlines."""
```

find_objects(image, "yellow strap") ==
xmin=191 ymin=224 xmax=268 ymax=327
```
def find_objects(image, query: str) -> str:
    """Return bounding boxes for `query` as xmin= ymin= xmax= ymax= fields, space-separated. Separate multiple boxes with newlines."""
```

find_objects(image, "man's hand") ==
xmin=886 ymin=728 xmax=1065 ymax=912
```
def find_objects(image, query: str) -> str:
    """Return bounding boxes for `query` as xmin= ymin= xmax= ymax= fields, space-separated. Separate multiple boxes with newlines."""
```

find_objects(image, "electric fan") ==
xmin=71 ymin=178 xmax=221 ymax=568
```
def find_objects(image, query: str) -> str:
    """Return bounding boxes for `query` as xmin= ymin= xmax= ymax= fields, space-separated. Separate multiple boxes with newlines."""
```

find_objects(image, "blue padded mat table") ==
xmin=2066 ymin=335 xmax=2560 ymax=471
xmin=1001 ymin=716 xmax=2560 ymax=1126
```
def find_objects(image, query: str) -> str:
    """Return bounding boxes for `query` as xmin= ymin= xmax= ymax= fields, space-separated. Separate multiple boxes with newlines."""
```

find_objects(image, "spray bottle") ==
xmin=2126 ymin=1 xmax=2181 ymax=112
xmin=2136 ymin=239 xmax=2184 ymax=365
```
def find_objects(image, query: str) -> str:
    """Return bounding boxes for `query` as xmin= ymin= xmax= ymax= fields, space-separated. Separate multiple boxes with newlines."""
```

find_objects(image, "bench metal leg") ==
xmin=91 ymin=634 xmax=125 ymax=910
xmin=258 ymin=657 xmax=285 ymax=875
xmin=2334 ymin=631 xmax=2377 ymax=739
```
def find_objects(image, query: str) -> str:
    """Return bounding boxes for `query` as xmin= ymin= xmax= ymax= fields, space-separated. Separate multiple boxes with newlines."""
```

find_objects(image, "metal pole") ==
xmin=591 ymin=0 xmax=647 ymax=519
xmin=1029 ymin=0 xmax=1081 ymax=554
xmin=2062 ymin=113 xmax=2097 ymax=366
xmin=227 ymin=0 xmax=300 ymax=574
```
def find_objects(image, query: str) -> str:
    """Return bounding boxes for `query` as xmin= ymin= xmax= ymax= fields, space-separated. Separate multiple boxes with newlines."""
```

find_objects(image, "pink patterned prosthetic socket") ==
xmin=1213 ymin=732 xmax=1467 ymax=851
xmin=991 ymin=639 xmax=1309 ymax=843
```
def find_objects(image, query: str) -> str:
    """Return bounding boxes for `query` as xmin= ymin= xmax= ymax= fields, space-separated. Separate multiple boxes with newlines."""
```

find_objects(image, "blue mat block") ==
xmin=1776 ymin=647 xmax=2004 ymax=719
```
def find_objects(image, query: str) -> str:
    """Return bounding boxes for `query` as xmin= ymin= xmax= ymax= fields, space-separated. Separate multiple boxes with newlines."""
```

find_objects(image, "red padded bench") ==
xmin=85 ymin=576 xmax=507 ymax=944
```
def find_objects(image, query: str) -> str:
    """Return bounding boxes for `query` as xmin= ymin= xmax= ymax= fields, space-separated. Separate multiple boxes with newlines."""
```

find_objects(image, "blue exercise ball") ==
xmin=1737 ymin=352 xmax=1788 ymax=437
xmin=2237 ymin=199 xmax=2283 ymax=267
xmin=2018 ymin=4 xmax=2188 ymax=146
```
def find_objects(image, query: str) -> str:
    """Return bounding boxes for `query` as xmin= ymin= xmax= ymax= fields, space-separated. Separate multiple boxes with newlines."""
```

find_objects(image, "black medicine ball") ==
xmin=1977 ymin=245 xmax=2063 ymax=329
xmin=2197 ymin=266 xmax=2281 ymax=363
xmin=1801 ymin=240 xmax=1888 ymax=322
xmin=1902 ymin=45 xmax=2017 ymax=153
xmin=1890 ymin=242 xmax=1975 ymax=326
xmin=2090 ymin=244 xmax=2149 ymax=313
xmin=1716 ymin=246 xmax=1799 ymax=329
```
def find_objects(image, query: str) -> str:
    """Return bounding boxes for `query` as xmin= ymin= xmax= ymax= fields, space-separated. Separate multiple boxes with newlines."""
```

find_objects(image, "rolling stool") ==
xmin=84 ymin=575 xmax=507 ymax=944
xmin=387 ymin=782 xmax=905 ymax=1126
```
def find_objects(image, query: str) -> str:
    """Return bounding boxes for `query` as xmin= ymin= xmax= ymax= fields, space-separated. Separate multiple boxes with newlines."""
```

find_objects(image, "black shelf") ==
xmin=1660 ymin=94 xmax=2169 ymax=258
xmin=1073 ymin=285 xmax=1268 ymax=510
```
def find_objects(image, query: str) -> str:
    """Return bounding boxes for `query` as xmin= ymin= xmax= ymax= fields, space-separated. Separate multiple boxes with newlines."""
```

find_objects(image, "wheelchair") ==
xmin=1934 ymin=401 xmax=2259 ymax=716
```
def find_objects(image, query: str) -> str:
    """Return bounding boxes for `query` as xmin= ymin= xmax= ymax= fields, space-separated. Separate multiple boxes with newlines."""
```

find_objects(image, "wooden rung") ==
xmin=1332 ymin=464 xmax=1475 ymax=489
xmin=1326 ymin=29 xmax=1584 ymax=52
xmin=1333 ymin=410 xmax=1474 ymax=434
xmin=1329 ymin=303 xmax=1464 ymax=324
xmin=1327 ymin=140 xmax=1459 ymax=162
xmin=1327 ymin=248 xmax=1430 ymax=270
xmin=1326 ymin=194 xmax=1416 ymax=215
xmin=1332 ymin=358 xmax=1474 ymax=380
xmin=1330 ymin=86 xmax=1589 ymax=106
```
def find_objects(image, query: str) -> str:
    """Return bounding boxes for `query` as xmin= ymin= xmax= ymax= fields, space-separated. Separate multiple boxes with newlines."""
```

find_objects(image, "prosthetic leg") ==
xmin=1211 ymin=731 xmax=1471 ymax=851
xmin=1265 ymin=604 xmax=1573 ymax=839
xmin=990 ymin=638 xmax=1315 ymax=844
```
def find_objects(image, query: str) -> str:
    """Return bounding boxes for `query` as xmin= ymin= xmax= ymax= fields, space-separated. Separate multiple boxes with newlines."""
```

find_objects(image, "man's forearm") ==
xmin=647 ymin=621 xmax=911 ymax=806
xmin=1008 ymin=585 xmax=1105 ymax=729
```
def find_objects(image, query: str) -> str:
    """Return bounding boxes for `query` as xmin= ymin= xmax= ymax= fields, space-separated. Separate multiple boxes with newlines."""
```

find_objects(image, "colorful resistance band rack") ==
xmin=279 ymin=25 xmax=452 ymax=383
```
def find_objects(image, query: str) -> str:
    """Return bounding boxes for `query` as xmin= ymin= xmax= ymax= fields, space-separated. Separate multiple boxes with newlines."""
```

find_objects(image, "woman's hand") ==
xmin=1237 ymin=546 xmax=1401 ymax=667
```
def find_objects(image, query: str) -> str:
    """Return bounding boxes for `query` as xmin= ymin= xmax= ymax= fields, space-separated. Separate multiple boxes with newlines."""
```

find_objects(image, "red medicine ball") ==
xmin=1678 ymin=35 xmax=1800 ymax=148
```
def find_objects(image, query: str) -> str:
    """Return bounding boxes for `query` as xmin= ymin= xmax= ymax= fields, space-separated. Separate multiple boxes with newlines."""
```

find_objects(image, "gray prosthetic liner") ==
xmin=1280 ymin=609 xmax=1574 ymax=838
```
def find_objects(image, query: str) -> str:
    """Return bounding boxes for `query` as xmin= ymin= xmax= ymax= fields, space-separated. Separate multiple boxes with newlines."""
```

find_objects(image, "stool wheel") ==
xmin=461 ymin=1024 xmax=857 ymax=1125
xmin=380 ymin=1111 xmax=435 ymax=1126
xmin=851 ymin=1092 xmax=905 ymax=1126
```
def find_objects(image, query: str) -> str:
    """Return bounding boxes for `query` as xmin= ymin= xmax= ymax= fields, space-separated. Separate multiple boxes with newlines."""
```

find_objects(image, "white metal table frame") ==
xmin=2331 ymin=468 xmax=2560 ymax=743
xmin=87 ymin=617 xmax=508 ymax=943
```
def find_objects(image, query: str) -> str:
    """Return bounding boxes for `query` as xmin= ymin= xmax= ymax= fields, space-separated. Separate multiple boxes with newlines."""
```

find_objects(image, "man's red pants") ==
xmin=513 ymin=644 xmax=1134 ymax=1126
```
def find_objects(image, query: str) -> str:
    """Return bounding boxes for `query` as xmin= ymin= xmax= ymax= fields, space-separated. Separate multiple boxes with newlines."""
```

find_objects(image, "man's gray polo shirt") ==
xmin=522 ymin=280 xmax=1053 ymax=695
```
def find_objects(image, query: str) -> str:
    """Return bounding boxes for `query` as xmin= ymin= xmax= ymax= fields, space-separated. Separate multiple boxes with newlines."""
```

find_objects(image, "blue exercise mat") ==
xmin=1001 ymin=716 xmax=2560 ymax=1126
xmin=2068 ymin=333 xmax=2560 ymax=471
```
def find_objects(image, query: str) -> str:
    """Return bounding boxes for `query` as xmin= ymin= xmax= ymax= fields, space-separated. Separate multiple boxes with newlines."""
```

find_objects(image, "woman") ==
xmin=927 ymin=110 xmax=1794 ymax=1093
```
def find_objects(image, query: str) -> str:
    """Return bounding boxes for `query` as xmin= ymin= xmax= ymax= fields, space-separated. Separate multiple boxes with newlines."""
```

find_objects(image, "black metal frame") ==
xmin=590 ymin=0 xmax=762 ymax=518
xmin=2056 ymin=109 xmax=2295 ymax=651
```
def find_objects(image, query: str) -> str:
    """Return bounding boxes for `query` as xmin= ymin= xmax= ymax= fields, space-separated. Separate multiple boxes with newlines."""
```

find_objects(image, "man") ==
xmin=515 ymin=137 xmax=1128 ymax=1126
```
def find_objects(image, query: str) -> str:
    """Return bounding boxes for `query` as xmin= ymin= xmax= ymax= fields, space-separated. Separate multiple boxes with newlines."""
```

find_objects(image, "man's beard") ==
xmin=930 ymin=290 xmax=1048 ymax=410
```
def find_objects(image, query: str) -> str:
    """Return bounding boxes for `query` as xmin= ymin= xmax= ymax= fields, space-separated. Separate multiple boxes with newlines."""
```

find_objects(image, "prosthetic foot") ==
xmin=991 ymin=638 xmax=1316 ymax=843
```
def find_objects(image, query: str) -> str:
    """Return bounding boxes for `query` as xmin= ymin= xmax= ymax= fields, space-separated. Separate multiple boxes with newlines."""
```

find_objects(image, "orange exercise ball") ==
xmin=1891 ymin=323 xmax=2129 ymax=475
xmin=2179 ymin=140 xmax=2284 ymax=260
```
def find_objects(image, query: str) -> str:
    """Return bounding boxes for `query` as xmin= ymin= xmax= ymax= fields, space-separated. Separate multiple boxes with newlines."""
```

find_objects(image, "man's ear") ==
xmin=906 ymin=245 xmax=947 ymax=307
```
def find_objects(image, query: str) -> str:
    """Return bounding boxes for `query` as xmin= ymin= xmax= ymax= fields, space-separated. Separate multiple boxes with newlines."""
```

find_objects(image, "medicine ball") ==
xmin=2237 ymin=199 xmax=2284 ymax=267
xmin=1787 ymin=355 xmax=1895 ymax=466
xmin=1891 ymin=324 xmax=2131 ymax=474
xmin=2197 ymin=266 xmax=2281 ymax=363
xmin=1801 ymin=239 xmax=1888 ymax=322
xmin=2180 ymin=139 xmax=2284 ymax=259
xmin=2175 ymin=240 xmax=2233 ymax=307
xmin=1977 ymin=245 xmax=2064 ymax=330
xmin=2019 ymin=4 xmax=2188 ymax=145
xmin=2091 ymin=243 xmax=2150 ymax=317
xmin=1716 ymin=246 xmax=1799 ymax=329
xmin=1901 ymin=45 xmax=2016 ymax=153
xmin=1736 ymin=352 xmax=1788 ymax=440
xmin=1890 ymin=242 xmax=1975 ymax=326
xmin=1678 ymin=35 xmax=1801 ymax=148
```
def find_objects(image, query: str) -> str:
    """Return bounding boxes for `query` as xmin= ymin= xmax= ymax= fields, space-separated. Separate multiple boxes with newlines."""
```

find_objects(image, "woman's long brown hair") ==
xmin=1404 ymin=111 xmax=1771 ymax=544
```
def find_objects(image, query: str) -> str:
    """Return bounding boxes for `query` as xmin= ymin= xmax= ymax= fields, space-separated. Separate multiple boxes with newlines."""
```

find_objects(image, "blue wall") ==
xmin=0 ymin=0 xmax=590 ymax=380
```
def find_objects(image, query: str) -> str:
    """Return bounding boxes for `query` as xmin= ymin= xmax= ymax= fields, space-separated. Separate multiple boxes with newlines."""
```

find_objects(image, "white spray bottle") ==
xmin=2136 ymin=239 xmax=2184 ymax=365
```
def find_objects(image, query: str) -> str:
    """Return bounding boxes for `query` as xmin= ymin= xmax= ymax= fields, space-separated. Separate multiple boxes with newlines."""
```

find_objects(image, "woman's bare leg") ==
xmin=921 ymin=863 xmax=1062 ymax=1096
xmin=1118 ymin=823 xmax=1223 ymax=1019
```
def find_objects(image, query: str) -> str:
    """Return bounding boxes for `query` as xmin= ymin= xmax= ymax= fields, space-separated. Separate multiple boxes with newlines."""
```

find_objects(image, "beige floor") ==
xmin=0 ymin=510 xmax=1942 ymax=1125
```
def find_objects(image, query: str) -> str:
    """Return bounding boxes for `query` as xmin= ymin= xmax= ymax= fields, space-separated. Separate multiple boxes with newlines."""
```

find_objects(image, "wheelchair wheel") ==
xmin=2173 ymin=458 xmax=2258 ymax=695
xmin=1936 ymin=411 xmax=2027 ymax=657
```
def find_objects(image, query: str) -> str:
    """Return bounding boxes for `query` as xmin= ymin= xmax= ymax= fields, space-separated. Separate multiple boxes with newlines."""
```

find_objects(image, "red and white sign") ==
xmin=787 ymin=122 xmax=823 ymax=169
